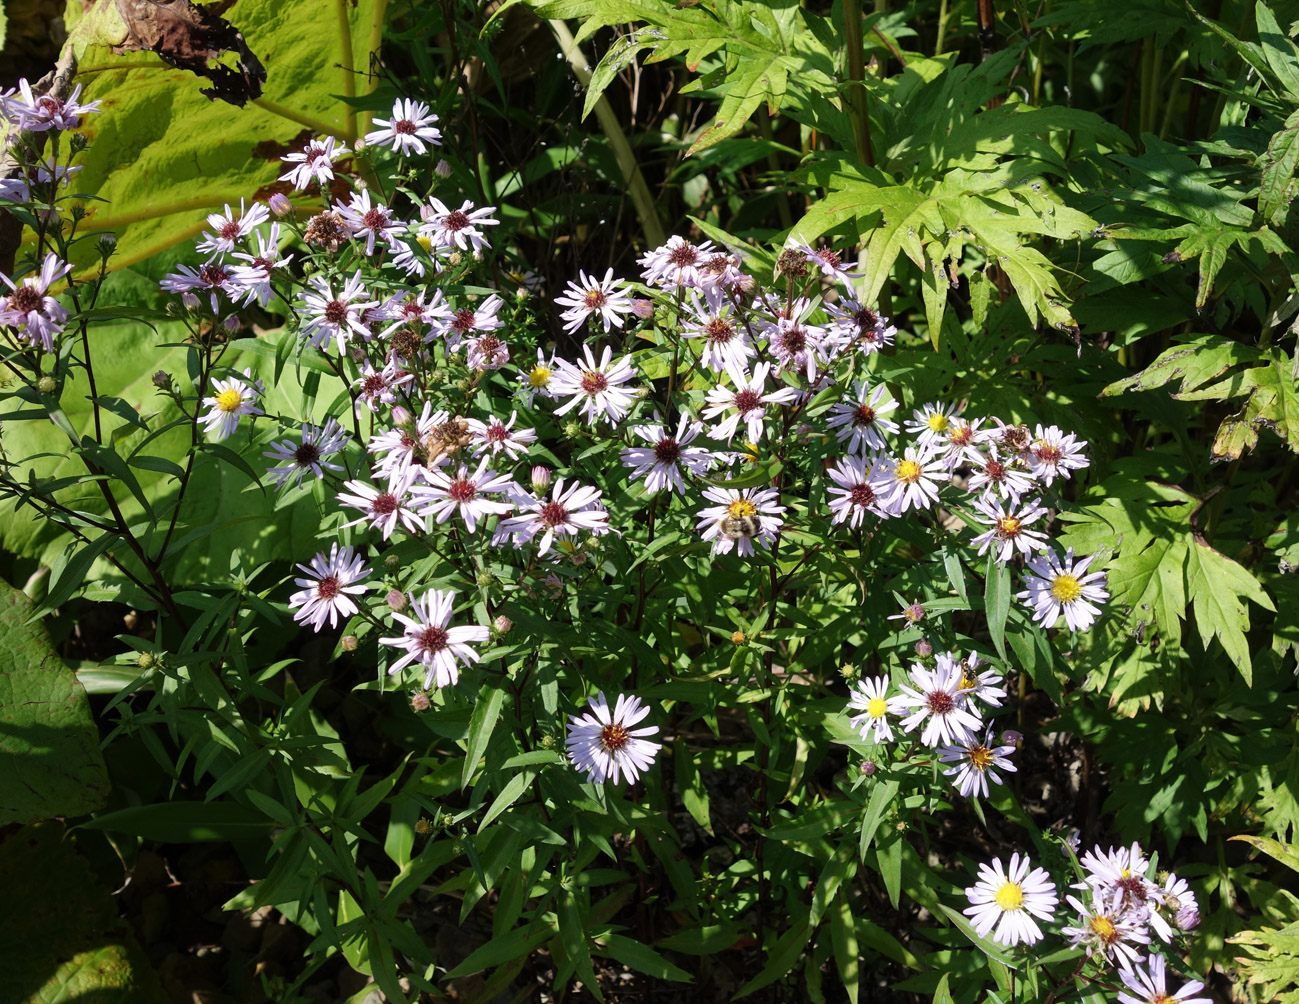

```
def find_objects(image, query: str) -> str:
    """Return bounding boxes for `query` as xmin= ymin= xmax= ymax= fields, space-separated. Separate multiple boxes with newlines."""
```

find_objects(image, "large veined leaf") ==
xmin=0 ymin=580 xmax=109 ymax=825
xmin=60 ymin=0 xmax=384 ymax=269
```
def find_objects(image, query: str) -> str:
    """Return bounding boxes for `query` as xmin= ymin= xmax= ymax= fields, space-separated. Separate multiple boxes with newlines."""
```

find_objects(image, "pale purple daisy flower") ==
xmin=766 ymin=304 xmax=827 ymax=382
xmin=288 ymin=544 xmax=370 ymax=631
xmin=1030 ymin=424 xmax=1090 ymax=486
xmin=638 ymin=235 xmax=717 ymax=289
xmin=337 ymin=475 xmax=426 ymax=540
xmin=939 ymin=729 xmax=1017 ymax=798
xmin=1018 ymin=548 xmax=1109 ymax=631
xmin=701 ymin=361 xmax=799 ymax=443
xmin=412 ymin=457 xmax=515 ymax=533
xmin=465 ymin=331 xmax=511 ymax=371
xmin=620 ymin=413 xmax=715 ymax=494
xmin=352 ymin=359 xmax=413 ymax=414
xmin=826 ymin=453 xmax=894 ymax=527
xmin=417 ymin=198 xmax=499 ymax=254
xmin=438 ymin=294 xmax=504 ymax=350
xmin=279 ymin=136 xmax=349 ymax=190
xmin=826 ymin=380 xmax=899 ymax=453
xmin=1117 ymin=954 xmax=1211 ymax=1004
xmin=516 ymin=347 xmax=559 ymax=406
xmin=298 ymin=270 xmax=378 ymax=354
xmin=3 ymin=78 xmax=100 ymax=131
xmin=1062 ymin=891 xmax=1151 ymax=970
xmin=680 ymin=287 xmax=756 ymax=372
xmin=263 ymin=417 xmax=350 ymax=489
xmin=823 ymin=297 xmax=897 ymax=356
xmin=895 ymin=660 xmax=983 ymax=748
xmin=963 ymin=853 xmax=1058 ymax=946
xmin=786 ymin=241 xmax=860 ymax=282
xmin=905 ymin=401 xmax=961 ymax=447
xmin=967 ymin=444 xmax=1037 ymax=503
xmin=365 ymin=97 xmax=442 ymax=156
xmin=380 ymin=589 xmax=487 ymax=690
xmin=228 ymin=223 xmax=293 ymax=307
xmin=495 ymin=477 xmax=610 ymax=555
xmin=970 ymin=496 xmax=1051 ymax=562
xmin=0 ymin=252 xmax=72 ymax=351
xmin=550 ymin=345 xmax=638 ymax=426
xmin=159 ymin=261 xmax=238 ymax=314
xmin=565 ymin=692 xmax=662 ymax=785
xmin=195 ymin=199 xmax=270 ymax=259
xmin=336 ymin=189 xmax=403 ymax=256
xmin=553 ymin=268 xmax=634 ymax=334
xmin=879 ymin=445 xmax=948 ymax=513
xmin=465 ymin=412 xmax=537 ymax=460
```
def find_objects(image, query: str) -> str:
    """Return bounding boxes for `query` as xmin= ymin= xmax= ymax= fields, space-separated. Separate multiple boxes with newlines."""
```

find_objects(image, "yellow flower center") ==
xmin=926 ymin=412 xmax=950 ymax=433
xmin=867 ymin=696 xmax=888 ymax=718
xmin=1090 ymin=915 xmax=1117 ymax=942
xmin=727 ymin=499 xmax=758 ymax=518
xmin=997 ymin=516 xmax=1022 ymax=536
xmin=895 ymin=459 xmax=922 ymax=483
xmin=967 ymin=745 xmax=994 ymax=770
xmin=959 ymin=672 xmax=976 ymax=691
xmin=416 ymin=234 xmax=433 ymax=251
xmin=528 ymin=365 xmax=551 ymax=388
xmin=994 ymin=881 xmax=1024 ymax=911
xmin=1051 ymin=573 xmax=1082 ymax=602
xmin=215 ymin=388 xmax=242 ymax=413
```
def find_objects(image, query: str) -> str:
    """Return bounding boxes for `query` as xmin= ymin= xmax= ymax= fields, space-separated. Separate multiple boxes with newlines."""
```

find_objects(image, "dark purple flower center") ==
xmin=580 ymin=370 xmax=608 ymax=395
xmin=653 ymin=438 xmax=680 ymax=464
xmin=926 ymin=691 xmax=954 ymax=715
xmin=448 ymin=479 xmax=476 ymax=503
xmin=316 ymin=574 xmax=340 ymax=600
xmin=733 ymin=389 xmax=761 ymax=412
xmin=295 ymin=442 xmax=321 ymax=465
xmin=538 ymin=501 xmax=568 ymax=527
xmin=444 ymin=210 xmax=471 ymax=231
xmin=849 ymin=484 xmax=875 ymax=506
xmin=418 ymin=625 xmax=448 ymax=653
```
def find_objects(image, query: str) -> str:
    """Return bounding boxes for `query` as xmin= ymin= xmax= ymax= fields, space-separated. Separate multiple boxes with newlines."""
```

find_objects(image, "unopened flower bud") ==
xmin=1001 ymin=729 xmax=1023 ymax=748
xmin=476 ymin=569 xmax=498 ymax=590
xmin=340 ymin=635 xmax=359 ymax=652
xmin=435 ymin=159 xmax=452 ymax=179
xmin=384 ymin=553 xmax=401 ymax=572
xmin=181 ymin=291 xmax=199 ymax=309
xmin=562 ymin=420 xmax=583 ymax=439
xmin=350 ymin=345 xmax=366 ymax=362
xmin=839 ymin=663 xmax=857 ymax=679
xmin=391 ymin=405 xmax=412 ymax=427
xmin=97 ymin=233 xmax=117 ymax=259
xmin=493 ymin=615 xmax=512 ymax=635
xmin=454 ymin=377 xmax=472 ymax=392
xmin=447 ymin=251 xmax=463 ymax=267
xmin=630 ymin=298 xmax=654 ymax=319
xmin=531 ymin=465 xmax=552 ymax=493
xmin=137 ymin=651 xmax=156 ymax=669
xmin=860 ymin=760 xmax=877 ymax=777
xmin=223 ymin=314 xmax=241 ymax=332
xmin=151 ymin=370 xmax=171 ymax=390
xmin=914 ymin=638 xmax=934 ymax=659
xmin=268 ymin=192 xmax=293 ymax=217
xmin=386 ymin=589 xmax=407 ymax=612
xmin=731 ymin=631 xmax=746 ymax=644
xmin=537 ymin=732 xmax=556 ymax=750
xmin=414 ymin=816 xmax=433 ymax=836
xmin=410 ymin=690 xmax=431 ymax=712
xmin=36 ymin=375 xmax=56 ymax=394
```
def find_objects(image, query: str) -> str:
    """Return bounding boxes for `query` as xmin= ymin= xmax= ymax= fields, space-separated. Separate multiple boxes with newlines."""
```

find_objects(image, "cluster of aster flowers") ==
xmin=962 ymin=841 xmax=1204 ymax=1000
xmin=847 ymin=649 xmax=1016 ymax=800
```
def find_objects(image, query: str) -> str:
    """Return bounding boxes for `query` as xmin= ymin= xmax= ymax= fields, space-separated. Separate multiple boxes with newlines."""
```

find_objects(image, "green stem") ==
xmin=842 ymin=0 xmax=875 ymax=169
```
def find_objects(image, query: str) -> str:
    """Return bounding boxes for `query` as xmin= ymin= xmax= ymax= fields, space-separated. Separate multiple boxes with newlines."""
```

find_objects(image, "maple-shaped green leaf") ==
xmin=1177 ymin=350 xmax=1299 ymax=460
xmin=0 ymin=581 xmax=109 ymax=825
xmin=1184 ymin=535 xmax=1274 ymax=685
xmin=1100 ymin=334 xmax=1262 ymax=397
xmin=58 ymin=0 xmax=383 ymax=269
xmin=1171 ymin=224 xmax=1288 ymax=309
xmin=1260 ymin=108 xmax=1299 ymax=225
xmin=0 ymin=823 xmax=168 ymax=1003
xmin=1230 ymin=919 xmax=1299 ymax=1004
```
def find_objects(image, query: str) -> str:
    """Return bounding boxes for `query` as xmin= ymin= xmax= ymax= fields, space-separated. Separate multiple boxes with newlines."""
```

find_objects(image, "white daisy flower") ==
xmin=905 ymin=401 xmax=960 ymax=447
xmin=466 ymin=412 xmax=537 ymax=460
xmin=939 ymin=728 xmax=1017 ymax=798
xmin=1117 ymin=954 xmax=1211 ymax=1004
xmin=970 ymin=496 xmax=1051 ymax=562
xmin=465 ymin=331 xmax=511 ymax=371
xmin=1062 ymin=891 xmax=1150 ymax=970
xmin=939 ymin=417 xmax=989 ymax=468
xmin=553 ymin=267 xmax=634 ymax=334
xmin=879 ymin=445 xmax=948 ymax=513
xmin=963 ymin=853 xmax=1058 ymax=946
xmin=352 ymin=359 xmax=413 ymax=414
xmin=952 ymin=651 xmax=1007 ymax=709
xmin=695 ymin=486 xmax=785 ymax=557
xmin=495 ymin=477 xmax=609 ymax=555
xmin=786 ymin=241 xmax=860 ymax=282
xmin=823 ymin=297 xmax=897 ymax=356
xmin=1029 ymin=424 xmax=1090 ymax=486
xmin=365 ymin=97 xmax=441 ymax=156
xmin=263 ymin=418 xmax=350 ymax=489
xmin=847 ymin=676 xmax=896 ymax=743
xmin=701 ymin=361 xmax=799 ymax=443
xmin=200 ymin=368 xmax=263 ymax=441
xmin=412 ymin=457 xmax=515 ymax=533
xmin=826 ymin=453 xmax=894 ymax=527
xmin=336 ymin=475 xmax=426 ymax=540
xmin=298 ymin=270 xmax=378 ymax=355
xmin=417 ymin=198 xmax=499 ymax=254
xmin=437 ymin=294 xmax=504 ymax=350
xmin=826 ymin=379 xmax=899 ymax=454
xmin=279 ymin=136 xmax=349 ymax=191
xmin=895 ymin=660 xmax=983 ymax=748
xmin=3 ymin=78 xmax=100 ymax=131
xmin=565 ymin=692 xmax=662 ymax=785
xmin=550 ymin=345 xmax=638 ymax=427
xmin=966 ymin=444 xmax=1037 ymax=504
xmin=766 ymin=306 xmax=827 ymax=382
xmin=380 ymin=589 xmax=487 ymax=690
xmin=638 ymin=235 xmax=717 ymax=289
xmin=1018 ymin=548 xmax=1109 ymax=631
xmin=336 ymin=189 xmax=403 ymax=256
xmin=1155 ymin=873 xmax=1200 ymax=932
xmin=195 ymin=199 xmax=270 ymax=259
xmin=620 ymin=413 xmax=715 ymax=495
xmin=288 ymin=544 xmax=370 ymax=631
xmin=517 ymin=347 xmax=559 ymax=406
xmin=229 ymin=223 xmax=293 ymax=307
xmin=680 ymin=287 xmax=755 ymax=372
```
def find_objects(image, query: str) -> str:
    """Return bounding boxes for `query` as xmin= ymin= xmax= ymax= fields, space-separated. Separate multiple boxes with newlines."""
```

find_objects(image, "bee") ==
xmin=718 ymin=514 xmax=762 ymax=540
